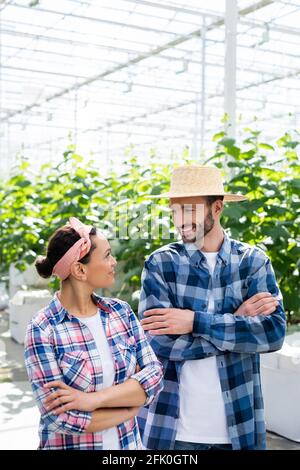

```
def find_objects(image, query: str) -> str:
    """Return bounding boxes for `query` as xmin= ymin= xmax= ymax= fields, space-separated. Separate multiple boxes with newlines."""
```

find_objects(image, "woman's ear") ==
xmin=70 ymin=262 xmax=88 ymax=281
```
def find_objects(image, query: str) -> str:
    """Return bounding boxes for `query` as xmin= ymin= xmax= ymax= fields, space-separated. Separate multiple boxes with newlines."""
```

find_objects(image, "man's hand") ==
xmin=141 ymin=308 xmax=194 ymax=335
xmin=234 ymin=292 xmax=279 ymax=317
xmin=140 ymin=292 xmax=279 ymax=336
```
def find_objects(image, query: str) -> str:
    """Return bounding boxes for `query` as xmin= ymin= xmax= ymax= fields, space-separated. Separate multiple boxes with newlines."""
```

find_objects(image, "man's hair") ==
xmin=206 ymin=195 xmax=224 ymax=206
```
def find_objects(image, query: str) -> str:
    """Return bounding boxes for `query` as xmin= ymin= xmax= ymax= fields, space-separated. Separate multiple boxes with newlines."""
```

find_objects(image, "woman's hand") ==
xmin=44 ymin=363 xmax=144 ymax=414
xmin=43 ymin=380 xmax=99 ymax=414
xmin=128 ymin=406 xmax=141 ymax=418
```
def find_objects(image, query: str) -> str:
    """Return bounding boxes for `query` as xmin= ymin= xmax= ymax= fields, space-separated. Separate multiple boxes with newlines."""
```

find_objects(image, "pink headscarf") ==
xmin=52 ymin=217 xmax=93 ymax=281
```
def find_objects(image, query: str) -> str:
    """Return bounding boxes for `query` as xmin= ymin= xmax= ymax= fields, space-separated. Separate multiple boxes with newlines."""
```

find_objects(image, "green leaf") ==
xmin=72 ymin=154 xmax=84 ymax=163
xmin=227 ymin=161 xmax=244 ymax=168
xmin=258 ymin=143 xmax=275 ymax=151
xmin=227 ymin=146 xmax=240 ymax=158
xmin=212 ymin=131 xmax=225 ymax=142
xmin=23 ymin=250 xmax=37 ymax=264
xmin=219 ymin=138 xmax=236 ymax=148
xmin=289 ymin=178 xmax=300 ymax=190
xmin=151 ymin=185 xmax=166 ymax=196
xmin=17 ymin=179 xmax=32 ymax=188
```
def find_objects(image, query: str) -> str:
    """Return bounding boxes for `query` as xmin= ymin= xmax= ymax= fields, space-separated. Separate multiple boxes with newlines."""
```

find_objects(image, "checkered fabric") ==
xmin=137 ymin=231 xmax=286 ymax=450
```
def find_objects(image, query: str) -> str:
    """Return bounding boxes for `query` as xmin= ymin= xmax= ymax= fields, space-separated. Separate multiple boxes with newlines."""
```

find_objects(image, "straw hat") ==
xmin=150 ymin=165 xmax=248 ymax=202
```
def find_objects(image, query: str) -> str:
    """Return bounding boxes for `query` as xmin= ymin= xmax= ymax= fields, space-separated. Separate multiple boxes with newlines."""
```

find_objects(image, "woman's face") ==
xmin=82 ymin=232 xmax=117 ymax=289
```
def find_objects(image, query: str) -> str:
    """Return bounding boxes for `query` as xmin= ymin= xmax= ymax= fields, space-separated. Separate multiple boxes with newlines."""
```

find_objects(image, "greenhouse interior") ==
xmin=0 ymin=0 xmax=299 ymax=452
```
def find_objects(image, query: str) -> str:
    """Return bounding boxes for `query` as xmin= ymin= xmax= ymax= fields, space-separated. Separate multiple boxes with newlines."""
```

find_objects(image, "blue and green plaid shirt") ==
xmin=137 ymin=231 xmax=286 ymax=450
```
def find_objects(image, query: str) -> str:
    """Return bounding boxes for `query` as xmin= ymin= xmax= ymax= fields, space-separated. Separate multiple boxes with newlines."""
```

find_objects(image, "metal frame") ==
xmin=0 ymin=0 xmax=299 ymax=176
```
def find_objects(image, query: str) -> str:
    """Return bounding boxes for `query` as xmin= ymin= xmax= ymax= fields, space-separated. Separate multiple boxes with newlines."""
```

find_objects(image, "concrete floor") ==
xmin=0 ymin=308 xmax=299 ymax=451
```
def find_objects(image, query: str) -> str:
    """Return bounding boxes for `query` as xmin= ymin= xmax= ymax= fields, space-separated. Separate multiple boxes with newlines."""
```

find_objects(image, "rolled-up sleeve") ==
xmin=24 ymin=321 xmax=92 ymax=435
xmin=124 ymin=303 xmax=164 ymax=406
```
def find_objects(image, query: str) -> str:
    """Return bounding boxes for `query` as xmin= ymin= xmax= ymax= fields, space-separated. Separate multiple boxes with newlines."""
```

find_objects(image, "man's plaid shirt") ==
xmin=137 ymin=231 xmax=286 ymax=450
xmin=24 ymin=293 xmax=163 ymax=449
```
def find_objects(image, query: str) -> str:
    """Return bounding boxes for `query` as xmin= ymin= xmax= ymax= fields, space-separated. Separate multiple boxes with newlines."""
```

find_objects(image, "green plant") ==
xmin=0 ymin=148 xmax=112 ymax=289
xmin=0 ymin=130 xmax=299 ymax=322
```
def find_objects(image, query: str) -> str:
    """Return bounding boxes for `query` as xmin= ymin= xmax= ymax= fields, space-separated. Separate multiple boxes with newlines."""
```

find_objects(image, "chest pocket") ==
xmin=58 ymin=350 xmax=93 ymax=392
xmin=115 ymin=336 xmax=137 ymax=377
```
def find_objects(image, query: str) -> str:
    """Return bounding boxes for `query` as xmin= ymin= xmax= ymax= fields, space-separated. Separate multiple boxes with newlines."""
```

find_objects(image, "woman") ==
xmin=24 ymin=217 xmax=163 ymax=450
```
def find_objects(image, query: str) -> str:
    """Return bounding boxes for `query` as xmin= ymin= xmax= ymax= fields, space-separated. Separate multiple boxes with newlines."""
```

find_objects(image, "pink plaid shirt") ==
xmin=24 ymin=292 xmax=163 ymax=450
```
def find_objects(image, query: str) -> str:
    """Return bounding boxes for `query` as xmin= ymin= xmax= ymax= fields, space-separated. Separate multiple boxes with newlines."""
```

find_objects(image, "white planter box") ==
xmin=261 ymin=333 xmax=300 ymax=442
xmin=9 ymin=264 xmax=48 ymax=298
xmin=9 ymin=289 xmax=52 ymax=344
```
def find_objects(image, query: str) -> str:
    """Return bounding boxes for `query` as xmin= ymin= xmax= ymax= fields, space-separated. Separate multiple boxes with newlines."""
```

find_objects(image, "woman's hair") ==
xmin=35 ymin=225 xmax=97 ymax=279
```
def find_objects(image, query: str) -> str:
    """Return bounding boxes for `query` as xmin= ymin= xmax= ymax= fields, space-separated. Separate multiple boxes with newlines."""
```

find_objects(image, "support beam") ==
xmin=192 ymin=16 xmax=206 ymax=160
xmin=224 ymin=0 xmax=238 ymax=139
xmin=201 ymin=18 xmax=206 ymax=152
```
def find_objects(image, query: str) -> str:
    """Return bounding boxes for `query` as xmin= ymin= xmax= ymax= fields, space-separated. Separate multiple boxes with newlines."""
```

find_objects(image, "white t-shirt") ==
xmin=176 ymin=251 xmax=230 ymax=444
xmin=79 ymin=311 xmax=120 ymax=450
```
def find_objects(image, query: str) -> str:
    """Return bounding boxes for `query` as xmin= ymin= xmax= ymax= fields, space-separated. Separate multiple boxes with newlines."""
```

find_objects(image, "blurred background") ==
xmin=0 ymin=0 xmax=299 ymax=450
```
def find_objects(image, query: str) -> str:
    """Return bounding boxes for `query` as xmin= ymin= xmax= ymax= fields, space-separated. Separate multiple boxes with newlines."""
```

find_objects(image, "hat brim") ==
xmin=146 ymin=192 xmax=248 ymax=202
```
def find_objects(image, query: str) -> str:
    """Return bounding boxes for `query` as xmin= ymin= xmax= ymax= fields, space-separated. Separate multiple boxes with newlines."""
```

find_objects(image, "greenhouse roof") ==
xmin=0 ymin=0 xmax=299 ymax=175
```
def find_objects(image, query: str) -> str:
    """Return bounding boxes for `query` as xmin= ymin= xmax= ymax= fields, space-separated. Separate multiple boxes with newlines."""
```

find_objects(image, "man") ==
xmin=137 ymin=165 xmax=286 ymax=450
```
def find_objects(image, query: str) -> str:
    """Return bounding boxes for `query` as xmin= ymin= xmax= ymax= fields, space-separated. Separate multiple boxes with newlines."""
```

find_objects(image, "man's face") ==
xmin=170 ymin=196 xmax=215 ymax=245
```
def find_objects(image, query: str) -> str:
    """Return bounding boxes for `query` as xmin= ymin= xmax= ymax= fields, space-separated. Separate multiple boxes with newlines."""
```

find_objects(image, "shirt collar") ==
xmin=50 ymin=291 xmax=112 ymax=324
xmin=218 ymin=230 xmax=231 ymax=265
xmin=183 ymin=230 xmax=231 ymax=267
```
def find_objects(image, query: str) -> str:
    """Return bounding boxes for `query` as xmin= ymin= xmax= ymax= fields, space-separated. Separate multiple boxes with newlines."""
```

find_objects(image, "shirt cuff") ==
xmin=193 ymin=310 xmax=213 ymax=337
xmin=58 ymin=410 xmax=92 ymax=435
xmin=130 ymin=366 xmax=162 ymax=406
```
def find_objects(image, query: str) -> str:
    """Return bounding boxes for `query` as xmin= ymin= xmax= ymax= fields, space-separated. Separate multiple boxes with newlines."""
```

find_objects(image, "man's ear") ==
xmin=214 ymin=200 xmax=224 ymax=216
xmin=70 ymin=262 xmax=87 ymax=280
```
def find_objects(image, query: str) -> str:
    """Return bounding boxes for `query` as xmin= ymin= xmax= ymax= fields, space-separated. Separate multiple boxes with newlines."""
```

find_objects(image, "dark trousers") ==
xmin=174 ymin=440 xmax=232 ymax=451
